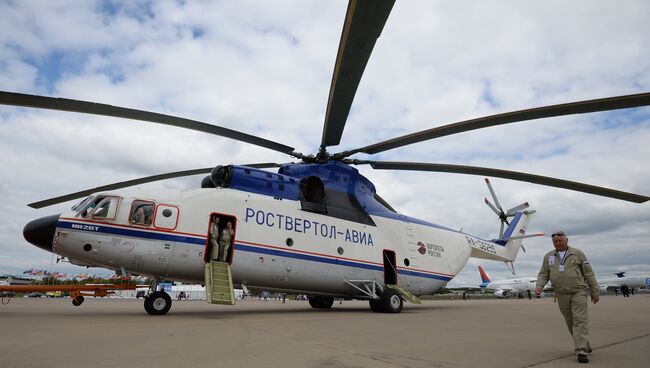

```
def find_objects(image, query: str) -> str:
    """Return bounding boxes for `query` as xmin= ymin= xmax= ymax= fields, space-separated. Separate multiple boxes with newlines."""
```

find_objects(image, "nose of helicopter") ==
xmin=23 ymin=214 xmax=60 ymax=252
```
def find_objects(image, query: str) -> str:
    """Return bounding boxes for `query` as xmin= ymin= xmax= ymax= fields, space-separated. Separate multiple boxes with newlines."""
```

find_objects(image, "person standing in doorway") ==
xmin=219 ymin=221 xmax=235 ymax=262
xmin=536 ymin=231 xmax=599 ymax=364
xmin=209 ymin=216 xmax=220 ymax=261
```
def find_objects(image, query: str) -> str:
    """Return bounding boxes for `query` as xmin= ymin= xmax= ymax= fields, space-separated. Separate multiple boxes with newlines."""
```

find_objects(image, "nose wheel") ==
xmin=144 ymin=291 xmax=172 ymax=315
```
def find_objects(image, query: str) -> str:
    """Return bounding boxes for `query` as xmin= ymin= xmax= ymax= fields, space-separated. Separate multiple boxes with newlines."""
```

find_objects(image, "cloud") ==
xmin=0 ymin=1 xmax=648 ymax=287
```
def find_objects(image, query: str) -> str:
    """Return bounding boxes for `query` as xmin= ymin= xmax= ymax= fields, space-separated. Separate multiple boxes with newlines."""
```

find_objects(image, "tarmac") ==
xmin=1 ymin=295 xmax=648 ymax=368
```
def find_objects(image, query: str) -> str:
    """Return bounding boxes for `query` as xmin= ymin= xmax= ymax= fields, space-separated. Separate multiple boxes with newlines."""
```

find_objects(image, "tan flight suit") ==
xmin=536 ymin=246 xmax=599 ymax=356
xmin=209 ymin=222 xmax=220 ymax=261
xmin=219 ymin=228 xmax=234 ymax=262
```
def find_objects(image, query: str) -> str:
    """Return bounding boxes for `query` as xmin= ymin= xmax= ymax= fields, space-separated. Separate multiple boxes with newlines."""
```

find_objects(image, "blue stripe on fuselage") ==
xmin=56 ymin=220 xmax=453 ymax=282
xmin=235 ymin=243 xmax=453 ymax=281
xmin=234 ymin=243 xmax=381 ymax=272
xmin=56 ymin=220 xmax=206 ymax=245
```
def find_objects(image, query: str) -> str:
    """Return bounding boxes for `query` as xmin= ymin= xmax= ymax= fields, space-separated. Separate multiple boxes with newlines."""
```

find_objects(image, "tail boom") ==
xmin=469 ymin=210 xmax=535 ymax=262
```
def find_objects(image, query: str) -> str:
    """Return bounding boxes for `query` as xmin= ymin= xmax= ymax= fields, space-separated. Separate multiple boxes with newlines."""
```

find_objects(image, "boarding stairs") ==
xmin=386 ymin=284 xmax=422 ymax=304
xmin=205 ymin=261 xmax=235 ymax=305
xmin=343 ymin=279 xmax=422 ymax=305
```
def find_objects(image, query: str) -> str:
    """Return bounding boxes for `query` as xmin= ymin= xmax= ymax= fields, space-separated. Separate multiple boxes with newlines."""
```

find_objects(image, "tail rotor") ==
xmin=484 ymin=178 xmax=529 ymax=244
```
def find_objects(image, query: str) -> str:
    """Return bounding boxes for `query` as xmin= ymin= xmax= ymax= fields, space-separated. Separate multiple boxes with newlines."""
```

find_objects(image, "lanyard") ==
xmin=558 ymin=250 xmax=569 ymax=265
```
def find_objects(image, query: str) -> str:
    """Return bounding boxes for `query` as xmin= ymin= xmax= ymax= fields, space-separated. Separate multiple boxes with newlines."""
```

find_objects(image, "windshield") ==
xmin=91 ymin=197 xmax=119 ymax=219
xmin=73 ymin=196 xmax=96 ymax=215
xmin=75 ymin=195 xmax=120 ymax=219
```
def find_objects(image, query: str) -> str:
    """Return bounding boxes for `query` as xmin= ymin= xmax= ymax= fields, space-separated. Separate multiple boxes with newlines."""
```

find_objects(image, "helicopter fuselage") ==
xmin=51 ymin=187 xmax=475 ymax=297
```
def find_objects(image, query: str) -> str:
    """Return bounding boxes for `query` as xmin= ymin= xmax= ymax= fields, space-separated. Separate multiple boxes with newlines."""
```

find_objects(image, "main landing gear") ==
xmin=369 ymin=288 xmax=403 ymax=313
xmin=342 ymin=279 xmax=406 ymax=313
xmin=308 ymin=296 xmax=334 ymax=309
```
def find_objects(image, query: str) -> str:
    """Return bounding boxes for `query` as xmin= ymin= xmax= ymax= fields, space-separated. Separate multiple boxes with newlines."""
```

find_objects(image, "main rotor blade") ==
xmin=0 ymin=91 xmax=295 ymax=155
xmin=28 ymin=162 xmax=281 ymax=209
xmin=320 ymin=0 xmax=395 ymax=148
xmin=346 ymin=92 xmax=650 ymax=155
xmin=366 ymin=161 xmax=650 ymax=203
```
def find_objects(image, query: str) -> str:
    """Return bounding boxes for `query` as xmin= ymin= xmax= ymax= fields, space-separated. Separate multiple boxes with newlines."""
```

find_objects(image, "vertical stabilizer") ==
xmin=497 ymin=211 xmax=533 ymax=262
xmin=478 ymin=265 xmax=491 ymax=288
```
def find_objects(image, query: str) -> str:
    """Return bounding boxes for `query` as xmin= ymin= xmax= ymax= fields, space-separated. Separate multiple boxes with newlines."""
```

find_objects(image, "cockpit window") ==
xmin=74 ymin=195 xmax=119 ymax=219
xmin=76 ymin=196 xmax=102 ymax=217
xmin=90 ymin=197 xmax=120 ymax=220
xmin=72 ymin=196 xmax=95 ymax=212
xmin=130 ymin=200 xmax=154 ymax=226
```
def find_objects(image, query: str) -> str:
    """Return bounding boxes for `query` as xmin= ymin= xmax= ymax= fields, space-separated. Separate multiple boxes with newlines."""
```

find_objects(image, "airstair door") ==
xmin=205 ymin=261 xmax=235 ymax=305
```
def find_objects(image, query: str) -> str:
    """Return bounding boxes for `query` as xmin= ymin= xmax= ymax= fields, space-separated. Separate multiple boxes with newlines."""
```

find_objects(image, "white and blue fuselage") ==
xmin=50 ymin=185 xmax=528 ymax=298
xmin=28 ymin=162 xmax=532 ymax=302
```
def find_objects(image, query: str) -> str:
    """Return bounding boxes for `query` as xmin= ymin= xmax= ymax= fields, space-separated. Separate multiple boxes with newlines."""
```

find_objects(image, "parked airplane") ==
xmin=597 ymin=272 xmax=650 ymax=294
xmin=478 ymin=265 xmax=537 ymax=298
xmin=2 ymin=0 xmax=649 ymax=315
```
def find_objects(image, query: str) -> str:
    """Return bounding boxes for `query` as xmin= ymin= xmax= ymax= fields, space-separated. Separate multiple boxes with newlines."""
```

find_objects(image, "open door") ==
xmin=383 ymin=249 xmax=397 ymax=285
xmin=204 ymin=212 xmax=237 ymax=305
xmin=203 ymin=212 xmax=237 ymax=264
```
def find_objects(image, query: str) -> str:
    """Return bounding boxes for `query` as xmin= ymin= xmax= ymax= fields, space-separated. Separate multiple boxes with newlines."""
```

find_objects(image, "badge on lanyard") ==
xmin=558 ymin=252 xmax=568 ymax=272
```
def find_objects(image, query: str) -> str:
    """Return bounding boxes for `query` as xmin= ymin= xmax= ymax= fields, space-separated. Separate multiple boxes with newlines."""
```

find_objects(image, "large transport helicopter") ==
xmin=1 ymin=0 xmax=649 ymax=315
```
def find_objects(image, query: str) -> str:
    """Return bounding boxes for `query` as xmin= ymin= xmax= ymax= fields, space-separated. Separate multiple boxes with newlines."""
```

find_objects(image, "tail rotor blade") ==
xmin=484 ymin=198 xmax=502 ymax=217
xmin=485 ymin=178 xmax=504 ymax=213
xmin=507 ymin=202 xmax=530 ymax=216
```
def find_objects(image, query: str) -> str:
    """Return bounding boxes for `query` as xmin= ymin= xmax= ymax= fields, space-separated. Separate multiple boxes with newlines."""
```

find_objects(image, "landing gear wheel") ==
xmin=308 ymin=296 xmax=334 ymax=309
xmin=71 ymin=295 xmax=84 ymax=306
xmin=369 ymin=299 xmax=383 ymax=312
xmin=144 ymin=291 xmax=172 ymax=315
xmin=380 ymin=289 xmax=403 ymax=313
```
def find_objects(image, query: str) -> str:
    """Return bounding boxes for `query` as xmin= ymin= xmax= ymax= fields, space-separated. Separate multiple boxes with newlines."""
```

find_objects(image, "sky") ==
xmin=0 ymin=0 xmax=648 ymax=286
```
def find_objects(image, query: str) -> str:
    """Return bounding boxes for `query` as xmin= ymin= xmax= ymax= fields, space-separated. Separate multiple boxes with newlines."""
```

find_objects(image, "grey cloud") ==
xmin=0 ymin=1 xmax=648 ymax=282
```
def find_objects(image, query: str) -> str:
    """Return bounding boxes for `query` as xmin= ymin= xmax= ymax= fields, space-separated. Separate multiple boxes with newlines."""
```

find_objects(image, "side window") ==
xmin=90 ymin=197 xmax=120 ymax=220
xmin=153 ymin=204 xmax=179 ymax=230
xmin=130 ymin=200 xmax=155 ymax=226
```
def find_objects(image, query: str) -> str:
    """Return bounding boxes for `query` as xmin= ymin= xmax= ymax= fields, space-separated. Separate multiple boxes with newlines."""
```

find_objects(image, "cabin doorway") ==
xmin=383 ymin=249 xmax=397 ymax=285
xmin=204 ymin=213 xmax=237 ymax=264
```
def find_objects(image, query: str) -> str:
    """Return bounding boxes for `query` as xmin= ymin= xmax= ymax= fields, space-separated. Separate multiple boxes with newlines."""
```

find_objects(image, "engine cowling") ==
xmin=493 ymin=289 xmax=508 ymax=298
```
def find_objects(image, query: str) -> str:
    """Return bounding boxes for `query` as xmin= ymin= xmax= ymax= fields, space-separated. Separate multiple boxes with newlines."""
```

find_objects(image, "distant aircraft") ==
xmin=597 ymin=272 xmax=650 ymax=294
xmin=478 ymin=265 xmax=537 ymax=298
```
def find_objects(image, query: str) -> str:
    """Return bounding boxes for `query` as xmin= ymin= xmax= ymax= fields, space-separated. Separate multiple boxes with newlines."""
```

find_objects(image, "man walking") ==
xmin=535 ymin=231 xmax=599 ymax=363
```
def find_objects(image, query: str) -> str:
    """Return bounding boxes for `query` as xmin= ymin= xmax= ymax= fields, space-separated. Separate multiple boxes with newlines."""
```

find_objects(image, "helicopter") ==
xmin=1 ymin=0 xmax=649 ymax=315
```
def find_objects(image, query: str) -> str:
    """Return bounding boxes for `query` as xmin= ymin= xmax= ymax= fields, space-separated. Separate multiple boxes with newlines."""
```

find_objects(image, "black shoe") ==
xmin=577 ymin=354 xmax=589 ymax=363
